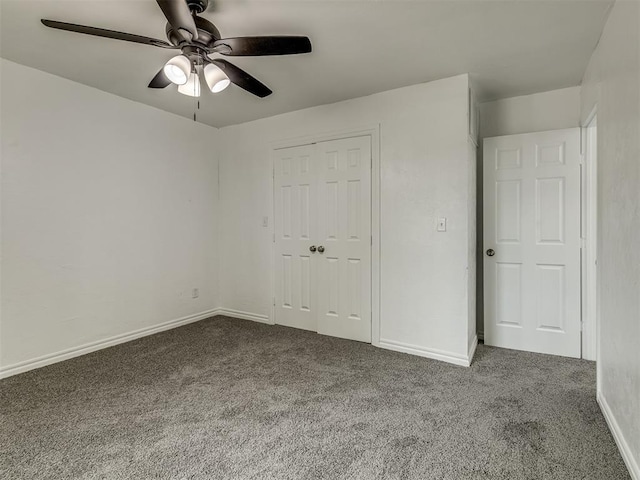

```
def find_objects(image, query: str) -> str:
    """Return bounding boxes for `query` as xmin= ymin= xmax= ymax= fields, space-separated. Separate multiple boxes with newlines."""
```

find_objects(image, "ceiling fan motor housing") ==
xmin=166 ymin=13 xmax=221 ymax=48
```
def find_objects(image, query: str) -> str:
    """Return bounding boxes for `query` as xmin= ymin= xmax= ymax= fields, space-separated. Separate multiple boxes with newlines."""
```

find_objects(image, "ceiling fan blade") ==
xmin=210 ymin=59 xmax=272 ymax=98
xmin=148 ymin=68 xmax=172 ymax=88
xmin=41 ymin=20 xmax=178 ymax=49
xmin=212 ymin=36 xmax=312 ymax=56
xmin=156 ymin=0 xmax=198 ymax=41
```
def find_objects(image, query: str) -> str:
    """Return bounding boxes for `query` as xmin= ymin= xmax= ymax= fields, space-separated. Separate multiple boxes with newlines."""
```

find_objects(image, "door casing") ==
xmin=581 ymin=108 xmax=598 ymax=362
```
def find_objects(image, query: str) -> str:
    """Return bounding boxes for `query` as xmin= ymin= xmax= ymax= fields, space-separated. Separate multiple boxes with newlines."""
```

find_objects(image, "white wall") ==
xmin=479 ymin=86 xmax=581 ymax=138
xmin=476 ymin=86 xmax=582 ymax=337
xmin=218 ymin=74 xmax=476 ymax=364
xmin=0 ymin=60 xmax=220 ymax=375
xmin=580 ymin=1 xmax=640 ymax=477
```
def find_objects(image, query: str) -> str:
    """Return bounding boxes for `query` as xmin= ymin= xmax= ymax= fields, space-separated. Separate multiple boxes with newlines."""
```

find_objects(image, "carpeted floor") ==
xmin=0 ymin=316 xmax=630 ymax=480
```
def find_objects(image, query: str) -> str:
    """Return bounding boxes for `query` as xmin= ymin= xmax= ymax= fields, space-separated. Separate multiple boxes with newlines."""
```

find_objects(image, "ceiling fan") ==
xmin=41 ymin=0 xmax=312 ymax=98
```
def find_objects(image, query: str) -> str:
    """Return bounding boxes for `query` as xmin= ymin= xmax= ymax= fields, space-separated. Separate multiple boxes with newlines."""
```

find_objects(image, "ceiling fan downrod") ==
xmin=186 ymin=0 xmax=209 ymax=15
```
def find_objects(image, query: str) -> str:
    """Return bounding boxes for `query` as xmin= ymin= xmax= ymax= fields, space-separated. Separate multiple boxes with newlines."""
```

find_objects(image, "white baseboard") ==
xmin=377 ymin=338 xmax=474 ymax=367
xmin=0 ymin=305 xmax=477 ymax=379
xmin=468 ymin=335 xmax=478 ymax=365
xmin=214 ymin=308 xmax=272 ymax=325
xmin=0 ymin=308 xmax=218 ymax=380
xmin=597 ymin=391 xmax=640 ymax=480
xmin=220 ymin=312 xmax=480 ymax=368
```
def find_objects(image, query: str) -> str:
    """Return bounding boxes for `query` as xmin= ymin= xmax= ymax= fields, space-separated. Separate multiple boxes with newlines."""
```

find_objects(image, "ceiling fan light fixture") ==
xmin=204 ymin=63 xmax=231 ymax=93
xmin=41 ymin=2 xmax=311 ymax=99
xmin=163 ymin=55 xmax=191 ymax=85
xmin=178 ymin=71 xmax=201 ymax=97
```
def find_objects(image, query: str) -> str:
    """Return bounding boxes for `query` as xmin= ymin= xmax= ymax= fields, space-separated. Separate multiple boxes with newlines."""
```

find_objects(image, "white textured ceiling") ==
xmin=1 ymin=0 xmax=613 ymax=127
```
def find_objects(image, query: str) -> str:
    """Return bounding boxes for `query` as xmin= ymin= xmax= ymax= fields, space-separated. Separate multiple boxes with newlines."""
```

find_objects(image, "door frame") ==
xmin=269 ymin=125 xmax=381 ymax=344
xmin=581 ymin=107 xmax=598 ymax=361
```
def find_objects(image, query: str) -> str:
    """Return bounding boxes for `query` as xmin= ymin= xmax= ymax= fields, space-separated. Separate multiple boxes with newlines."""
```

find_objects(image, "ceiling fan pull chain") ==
xmin=192 ymin=59 xmax=201 ymax=122
xmin=193 ymin=81 xmax=197 ymax=122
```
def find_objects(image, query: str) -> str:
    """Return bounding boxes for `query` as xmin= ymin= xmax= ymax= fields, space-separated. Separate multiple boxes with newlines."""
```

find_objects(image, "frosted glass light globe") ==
xmin=204 ymin=63 xmax=230 ymax=93
xmin=178 ymin=71 xmax=201 ymax=97
xmin=163 ymin=55 xmax=191 ymax=85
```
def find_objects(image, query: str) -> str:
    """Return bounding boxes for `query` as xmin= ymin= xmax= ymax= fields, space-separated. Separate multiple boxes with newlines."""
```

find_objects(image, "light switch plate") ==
xmin=437 ymin=217 xmax=447 ymax=232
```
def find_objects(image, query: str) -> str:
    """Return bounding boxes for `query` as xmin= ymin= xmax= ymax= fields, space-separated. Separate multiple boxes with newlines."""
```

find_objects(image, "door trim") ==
xmin=269 ymin=125 xmax=381 ymax=344
xmin=581 ymin=108 xmax=598 ymax=362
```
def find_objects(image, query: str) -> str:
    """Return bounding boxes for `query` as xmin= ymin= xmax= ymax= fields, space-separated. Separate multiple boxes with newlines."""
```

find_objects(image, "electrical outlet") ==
xmin=192 ymin=288 xmax=199 ymax=299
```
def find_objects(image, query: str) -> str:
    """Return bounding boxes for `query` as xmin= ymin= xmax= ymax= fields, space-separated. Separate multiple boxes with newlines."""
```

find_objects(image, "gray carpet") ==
xmin=0 ymin=316 xmax=630 ymax=480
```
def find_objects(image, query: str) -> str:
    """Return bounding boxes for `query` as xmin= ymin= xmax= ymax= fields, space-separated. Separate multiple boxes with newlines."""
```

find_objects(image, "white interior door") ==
xmin=274 ymin=144 xmax=317 ymax=331
xmin=316 ymin=137 xmax=372 ymax=342
xmin=274 ymin=136 xmax=372 ymax=342
xmin=483 ymin=128 xmax=581 ymax=358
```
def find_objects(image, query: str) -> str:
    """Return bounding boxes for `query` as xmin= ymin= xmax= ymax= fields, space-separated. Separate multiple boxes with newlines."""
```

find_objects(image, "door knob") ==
xmin=486 ymin=248 xmax=495 ymax=257
xmin=309 ymin=245 xmax=317 ymax=253
xmin=317 ymin=246 xmax=325 ymax=253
